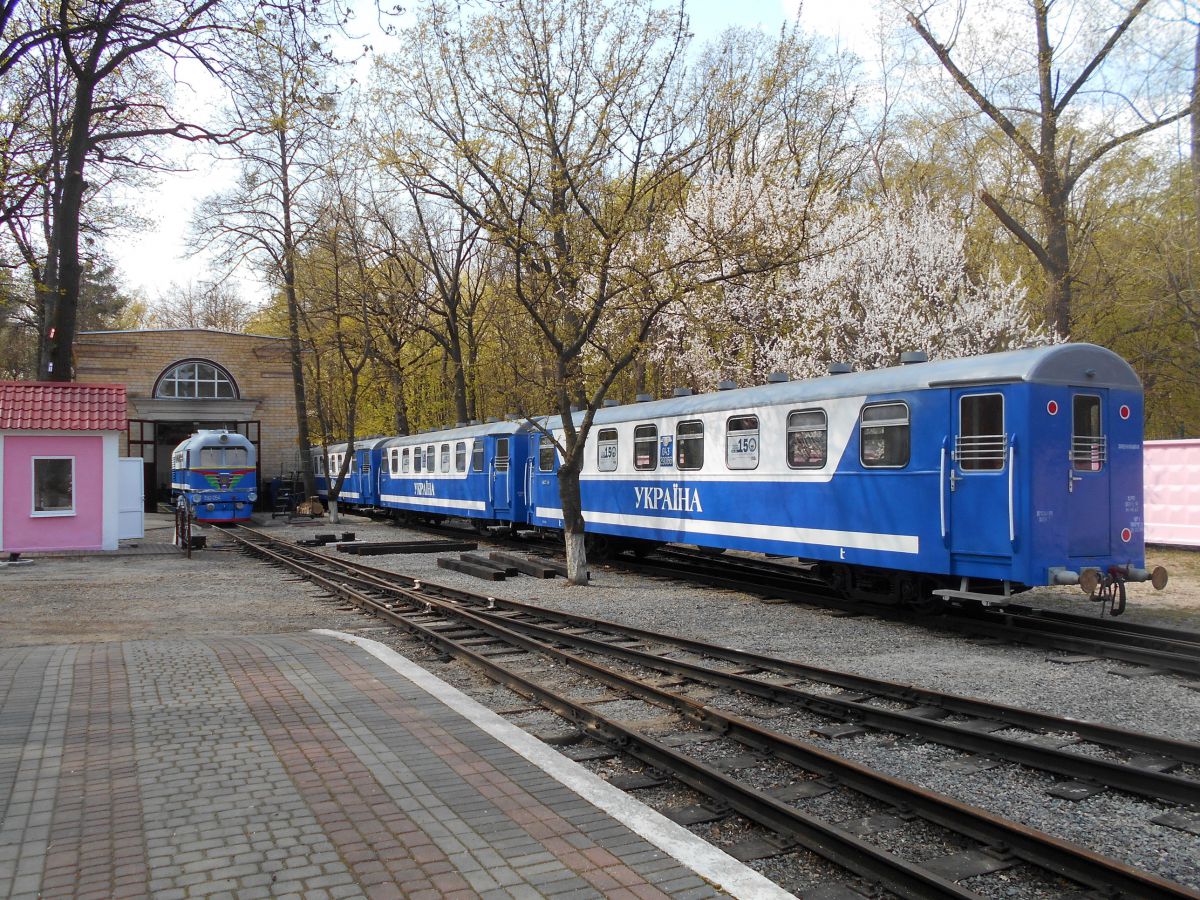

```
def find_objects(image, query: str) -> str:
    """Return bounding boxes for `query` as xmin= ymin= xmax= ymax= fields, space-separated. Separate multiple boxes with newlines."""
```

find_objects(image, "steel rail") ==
xmin=476 ymin=600 xmax=1200 ymax=767
xmin=228 ymin=526 xmax=1200 ymax=899
xmin=620 ymin=549 xmax=1200 ymax=677
xmin=233 ymin=527 xmax=1200 ymax=768
xmin=464 ymin=607 xmax=1200 ymax=805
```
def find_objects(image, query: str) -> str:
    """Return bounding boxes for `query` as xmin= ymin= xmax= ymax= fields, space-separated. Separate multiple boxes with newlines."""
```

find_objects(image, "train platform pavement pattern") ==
xmin=0 ymin=631 xmax=791 ymax=900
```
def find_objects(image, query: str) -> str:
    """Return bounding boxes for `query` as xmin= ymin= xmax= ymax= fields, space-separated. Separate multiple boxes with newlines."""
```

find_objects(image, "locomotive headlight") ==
xmin=206 ymin=502 xmax=216 ymax=511
xmin=248 ymin=492 xmax=257 ymax=502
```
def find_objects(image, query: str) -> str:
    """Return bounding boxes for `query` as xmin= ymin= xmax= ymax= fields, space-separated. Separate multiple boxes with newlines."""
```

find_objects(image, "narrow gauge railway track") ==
xmin=362 ymin=515 xmax=1200 ymax=677
xmin=227 ymin=525 xmax=1199 ymax=899
xmin=620 ymin=546 xmax=1200 ymax=679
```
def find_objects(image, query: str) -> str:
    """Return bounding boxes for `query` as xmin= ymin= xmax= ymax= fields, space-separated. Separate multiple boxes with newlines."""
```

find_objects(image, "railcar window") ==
xmin=539 ymin=436 xmax=557 ymax=472
xmin=726 ymin=415 xmax=759 ymax=470
xmin=360 ymin=455 xmax=370 ymax=474
xmin=634 ymin=424 xmax=657 ymax=470
xmin=401 ymin=448 xmax=409 ymax=474
xmin=676 ymin=421 xmax=704 ymax=470
xmin=787 ymin=410 xmax=827 ymax=468
xmin=227 ymin=447 xmax=249 ymax=466
xmin=958 ymin=395 xmax=1005 ymax=471
xmin=413 ymin=448 xmax=422 ymax=474
xmin=199 ymin=447 xmax=222 ymax=467
xmin=860 ymin=403 xmax=910 ymax=468
xmin=471 ymin=442 xmax=484 ymax=472
xmin=32 ymin=457 xmax=73 ymax=514
xmin=1072 ymin=395 xmax=1105 ymax=471
xmin=426 ymin=446 xmax=436 ymax=475
xmin=455 ymin=442 xmax=467 ymax=472
xmin=439 ymin=444 xmax=450 ymax=473
xmin=597 ymin=428 xmax=618 ymax=472
xmin=496 ymin=438 xmax=510 ymax=463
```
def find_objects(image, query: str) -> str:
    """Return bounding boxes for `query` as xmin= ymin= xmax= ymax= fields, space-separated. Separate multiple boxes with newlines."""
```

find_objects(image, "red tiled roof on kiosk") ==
xmin=0 ymin=381 xmax=127 ymax=431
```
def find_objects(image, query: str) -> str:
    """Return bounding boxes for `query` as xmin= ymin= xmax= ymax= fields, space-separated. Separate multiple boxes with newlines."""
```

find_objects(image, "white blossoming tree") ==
xmin=650 ymin=185 xmax=1051 ymax=388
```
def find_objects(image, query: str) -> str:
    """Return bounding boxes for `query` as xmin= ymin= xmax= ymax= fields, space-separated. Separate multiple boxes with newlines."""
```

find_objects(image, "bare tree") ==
xmin=193 ymin=7 xmax=343 ymax=499
xmin=370 ymin=181 xmax=500 ymax=424
xmin=904 ymin=0 xmax=1192 ymax=336
xmin=381 ymin=0 xmax=707 ymax=583
xmin=302 ymin=191 xmax=375 ymax=524
xmin=150 ymin=280 xmax=253 ymax=330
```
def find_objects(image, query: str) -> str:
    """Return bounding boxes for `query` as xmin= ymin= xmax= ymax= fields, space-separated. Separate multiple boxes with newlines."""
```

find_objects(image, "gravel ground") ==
xmin=2 ymin=510 xmax=1198 ymax=894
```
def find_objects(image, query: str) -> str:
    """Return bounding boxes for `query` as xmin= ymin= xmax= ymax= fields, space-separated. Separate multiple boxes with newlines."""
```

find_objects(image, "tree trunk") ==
xmin=557 ymin=463 xmax=589 ymax=585
xmin=1192 ymin=22 xmax=1200 ymax=248
xmin=328 ymin=497 xmax=340 ymax=524
xmin=44 ymin=71 xmax=97 ymax=381
xmin=278 ymin=134 xmax=317 ymax=498
xmin=1043 ymin=201 xmax=1072 ymax=338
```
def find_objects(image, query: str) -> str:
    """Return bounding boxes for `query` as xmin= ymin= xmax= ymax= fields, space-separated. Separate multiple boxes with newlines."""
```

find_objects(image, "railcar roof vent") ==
xmin=602 ymin=398 xmax=620 ymax=408
xmin=506 ymin=412 xmax=519 ymax=420
xmin=486 ymin=416 xmax=499 ymax=423
xmin=672 ymin=387 xmax=693 ymax=397
xmin=717 ymin=380 xmax=737 ymax=391
xmin=469 ymin=419 xmax=479 ymax=425
xmin=455 ymin=421 xmax=466 ymax=427
xmin=767 ymin=371 xmax=790 ymax=384
xmin=828 ymin=362 xmax=853 ymax=375
xmin=570 ymin=404 xmax=581 ymax=412
xmin=900 ymin=351 xmax=928 ymax=365
xmin=635 ymin=393 xmax=653 ymax=403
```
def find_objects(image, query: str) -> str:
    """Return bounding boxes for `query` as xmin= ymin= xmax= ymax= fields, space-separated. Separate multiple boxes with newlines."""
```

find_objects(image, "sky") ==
xmin=111 ymin=0 xmax=876 ymax=308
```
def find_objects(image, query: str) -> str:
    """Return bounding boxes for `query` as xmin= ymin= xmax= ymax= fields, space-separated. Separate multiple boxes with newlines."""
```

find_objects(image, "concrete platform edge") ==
xmin=313 ymin=628 xmax=797 ymax=900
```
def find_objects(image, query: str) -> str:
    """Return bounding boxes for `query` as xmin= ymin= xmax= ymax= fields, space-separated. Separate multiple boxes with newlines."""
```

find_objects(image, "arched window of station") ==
xmin=153 ymin=359 xmax=239 ymax=400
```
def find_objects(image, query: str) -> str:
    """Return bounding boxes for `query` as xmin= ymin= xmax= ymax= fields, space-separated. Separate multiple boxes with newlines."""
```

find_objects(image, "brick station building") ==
xmin=74 ymin=329 xmax=302 ymax=511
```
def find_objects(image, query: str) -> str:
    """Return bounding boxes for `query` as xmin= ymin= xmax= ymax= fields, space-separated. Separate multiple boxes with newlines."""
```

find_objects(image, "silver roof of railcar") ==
xmin=382 ymin=420 xmax=532 ymax=449
xmin=171 ymin=429 xmax=256 ymax=454
xmin=543 ymin=343 xmax=1140 ymax=428
xmin=319 ymin=436 xmax=395 ymax=455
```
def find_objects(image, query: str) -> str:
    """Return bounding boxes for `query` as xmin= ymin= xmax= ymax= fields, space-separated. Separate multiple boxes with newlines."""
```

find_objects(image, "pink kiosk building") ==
xmin=0 ymin=381 xmax=140 ymax=556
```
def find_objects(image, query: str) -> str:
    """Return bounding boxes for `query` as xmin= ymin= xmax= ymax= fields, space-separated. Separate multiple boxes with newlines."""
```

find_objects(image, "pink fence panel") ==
xmin=1144 ymin=439 xmax=1200 ymax=547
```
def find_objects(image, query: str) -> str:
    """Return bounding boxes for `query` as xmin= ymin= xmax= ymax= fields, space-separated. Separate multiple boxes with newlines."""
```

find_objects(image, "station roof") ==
xmin=0 ymin=381 xmax=127 ymax=431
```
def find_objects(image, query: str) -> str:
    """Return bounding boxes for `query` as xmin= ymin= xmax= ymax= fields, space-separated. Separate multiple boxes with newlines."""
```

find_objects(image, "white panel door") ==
xmin=118 ymin=457 xmax=145 ymax=540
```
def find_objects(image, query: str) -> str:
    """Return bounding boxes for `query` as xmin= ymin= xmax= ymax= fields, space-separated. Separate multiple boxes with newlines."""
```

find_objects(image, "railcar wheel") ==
xmin=903 ymin=577 xmax=946 ymax=615
xmin=585 ymin=534 xmax=612 ymax=562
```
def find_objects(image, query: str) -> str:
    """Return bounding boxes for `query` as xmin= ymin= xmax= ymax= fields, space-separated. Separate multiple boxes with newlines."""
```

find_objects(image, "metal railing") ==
xmin=1071 ymin=435 xmax=1107 ymax=470
xmin=953 ymin=433 xmax=1008 ymax=469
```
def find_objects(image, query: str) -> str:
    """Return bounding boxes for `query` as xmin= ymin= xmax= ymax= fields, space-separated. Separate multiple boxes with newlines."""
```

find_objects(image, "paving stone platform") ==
xmin=0 ymin=631 xmax=788 ymax=899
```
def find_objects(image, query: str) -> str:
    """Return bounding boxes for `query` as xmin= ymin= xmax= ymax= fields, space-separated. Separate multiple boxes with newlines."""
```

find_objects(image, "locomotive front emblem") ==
xmin=634 ymin=483 xmax=703 ymax=513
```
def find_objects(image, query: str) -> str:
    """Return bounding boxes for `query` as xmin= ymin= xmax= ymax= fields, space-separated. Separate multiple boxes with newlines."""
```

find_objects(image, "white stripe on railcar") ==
xmin=380 ymin=494 xmax=487 ymax=511
xmin=534 ymin=507 xmax=919 ymax=555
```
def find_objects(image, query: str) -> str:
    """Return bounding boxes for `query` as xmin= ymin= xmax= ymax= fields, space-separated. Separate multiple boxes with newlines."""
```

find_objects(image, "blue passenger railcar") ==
xmin=171 ymin=430 xmax=257 ymax=524
xmin=312 ymin=438 xmax=390 ymax=509
xmin=377 ymin=422 xmax=533 ymax=527
xmin=527 ymin=344 xmax=1164 ymax=607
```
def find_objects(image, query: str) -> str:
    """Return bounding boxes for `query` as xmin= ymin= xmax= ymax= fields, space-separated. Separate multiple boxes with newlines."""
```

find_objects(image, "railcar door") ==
xmin=1067 ymin=391 xmax=1111 ymax=557
xmin=948 ymin=391 xmax=1012 ymax=560
xmin=491 ymin=437 xmax=511 ymax=515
